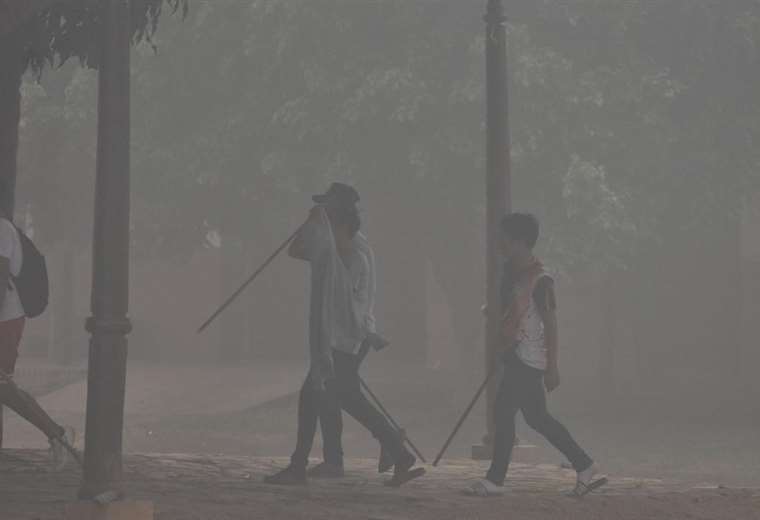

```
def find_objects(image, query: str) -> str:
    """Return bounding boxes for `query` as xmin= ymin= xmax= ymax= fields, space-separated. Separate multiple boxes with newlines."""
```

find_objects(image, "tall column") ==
xmin=79 ymin=0 xmax=132 ymax=499
xmin=0 ymin=33 xmax=25 ymax=449
xmin=473 ymin=0 xmax=511 ymax=459
xmin=0 ymin=35 xmax=23 ymax=217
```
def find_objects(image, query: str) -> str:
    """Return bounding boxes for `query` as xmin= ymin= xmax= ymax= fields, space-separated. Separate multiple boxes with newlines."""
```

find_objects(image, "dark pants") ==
xmin=290 ymin=350 xmax=404 ymax=469
xmin=0 ymin=378 xmax=64 ymax=441
xmin=486 ymin=354 xmax=592 ymax=485
xmin=0 ymin=317 xmax=64 ymax=443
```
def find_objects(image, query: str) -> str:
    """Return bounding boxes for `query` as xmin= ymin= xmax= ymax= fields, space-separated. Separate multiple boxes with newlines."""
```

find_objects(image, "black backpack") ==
xmin=9 ymin=224 xmax=49 ymax=318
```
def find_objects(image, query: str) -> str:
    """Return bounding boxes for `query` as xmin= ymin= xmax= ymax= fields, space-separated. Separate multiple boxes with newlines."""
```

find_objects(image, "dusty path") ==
xmin=5 ymin=361 xmax=760 ymax=490
xmin=1 ymin=451 xmax=759 ymax=520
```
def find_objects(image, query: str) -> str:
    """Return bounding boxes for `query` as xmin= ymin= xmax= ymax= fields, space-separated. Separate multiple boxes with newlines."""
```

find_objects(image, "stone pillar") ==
xmin=78 ymin=0 xmax=132 ymax=499
xmin=0 ymin=27 xmax=26 ymax=450
xmin=0 ymin=34 xmax=23 ymax=217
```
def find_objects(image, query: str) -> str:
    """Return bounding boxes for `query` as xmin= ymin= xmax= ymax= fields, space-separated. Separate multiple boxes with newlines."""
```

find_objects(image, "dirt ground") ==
xmin=3 ymin=361 xmax=760 ymax=519
xmin=2 ymin=451 xmax=759 ymax=520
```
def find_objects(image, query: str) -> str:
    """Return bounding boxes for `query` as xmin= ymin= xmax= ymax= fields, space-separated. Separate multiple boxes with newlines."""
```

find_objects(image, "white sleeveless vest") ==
xmin=514 ymin=275 xmax=551 ymax=371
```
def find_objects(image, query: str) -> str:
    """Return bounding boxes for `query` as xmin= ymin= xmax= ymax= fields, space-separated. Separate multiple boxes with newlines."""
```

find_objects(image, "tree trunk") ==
xmin=40 ymin=70 xmax=77 ymax=365
xmin=0 ymin=39 xmax=23 ymax=216
xmin=0 ymin=36 xmax=24 ymax=449
xmin=52 ymin=243 xmax=77 ymax=364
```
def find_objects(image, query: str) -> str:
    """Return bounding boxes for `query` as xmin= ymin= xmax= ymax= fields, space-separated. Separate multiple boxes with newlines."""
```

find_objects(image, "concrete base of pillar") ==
xmin=64 ymin=500 xmax=154 ymax=520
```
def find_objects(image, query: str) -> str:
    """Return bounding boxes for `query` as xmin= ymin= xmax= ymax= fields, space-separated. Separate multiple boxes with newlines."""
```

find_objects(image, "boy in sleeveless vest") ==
xmin=465 ymin=213 xmax=605 ymax=497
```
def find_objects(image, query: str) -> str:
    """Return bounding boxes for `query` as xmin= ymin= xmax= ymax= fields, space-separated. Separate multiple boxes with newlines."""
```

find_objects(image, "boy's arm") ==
xmin=543 ymin=307 xmax=560 ymax=391
xmin=537 ymin=278 xmax=560 ymax=392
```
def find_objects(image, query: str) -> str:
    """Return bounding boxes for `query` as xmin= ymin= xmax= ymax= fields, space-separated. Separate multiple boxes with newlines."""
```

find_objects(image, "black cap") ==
xmin=312 ymin=182 xmax=360 ymax=208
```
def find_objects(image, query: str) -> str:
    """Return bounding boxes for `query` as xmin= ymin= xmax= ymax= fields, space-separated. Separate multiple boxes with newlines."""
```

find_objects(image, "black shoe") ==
xmin=264 ymin=465 xmax=307 ymax=486
xmin=393 ymin=450 xmax=416 ymax=477
xmin=307 ymin=462 xmax=345 ymax=479
xmin=378 ymin=445 xmax=394 ymax=474
xmin=384 ymin=450 xmax=425 ymax=488
xmin=379 ymin=429 xmax=406 ymax=473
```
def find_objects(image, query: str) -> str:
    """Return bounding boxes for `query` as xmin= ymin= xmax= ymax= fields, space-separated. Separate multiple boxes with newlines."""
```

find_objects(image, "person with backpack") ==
xmin=0 ymin=181 xmax=76 ymax=470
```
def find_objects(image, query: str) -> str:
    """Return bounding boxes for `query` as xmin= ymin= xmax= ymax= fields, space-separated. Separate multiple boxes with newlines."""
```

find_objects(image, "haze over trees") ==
xmin=11 ymin=1 xmax=760 ymax=398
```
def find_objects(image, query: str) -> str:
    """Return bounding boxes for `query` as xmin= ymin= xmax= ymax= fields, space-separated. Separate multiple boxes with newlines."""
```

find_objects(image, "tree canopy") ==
xmin=15 ymin=1 xmax=760 ymax=269
xmin=15 ymin=0 xmax=760 ymax=369
xmin=1 ymin=0 xmax=187 ymax=75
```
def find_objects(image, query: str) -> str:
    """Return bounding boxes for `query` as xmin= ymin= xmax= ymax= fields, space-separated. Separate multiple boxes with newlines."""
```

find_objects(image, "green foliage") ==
xmin=20 ymin=0 xmax=188 ymax=75
xmin=17 ymin=0 xmax=760 ymax=277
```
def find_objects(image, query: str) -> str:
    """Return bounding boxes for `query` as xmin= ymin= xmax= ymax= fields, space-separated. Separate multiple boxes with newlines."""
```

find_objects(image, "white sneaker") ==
xmin=463 ymin=478 xmax=506 ymax=497
xmin=578 ymin=463 xmax=599 ymax=485
xmin=570 ymin=463 xmax=608 ymax=497
xmin=49 ymin=426 xmax=76 ymax=471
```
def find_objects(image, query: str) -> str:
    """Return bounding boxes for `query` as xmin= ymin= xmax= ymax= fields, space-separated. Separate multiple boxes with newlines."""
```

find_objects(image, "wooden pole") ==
xmin=0 ymin=42 xmax=23 ymax=217
xmin=0 ymin=29 xmax=26 ymax=450
xmin=473 ymin=0 xmax=512 ymax=460
xmin=78 ymin=0 xmax=132 ymax=499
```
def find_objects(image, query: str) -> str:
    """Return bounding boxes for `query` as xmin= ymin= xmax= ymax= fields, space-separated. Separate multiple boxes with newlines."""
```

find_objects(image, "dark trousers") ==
xmin=486 ymin=354 xmax=592 ymax=485
xmin=0 ymin=379 xmax=64 ymax=441
xmin=290 ymin=350 xmax=404 ymax=469
xmin=1 ymin=317 xmax=64 ymax=443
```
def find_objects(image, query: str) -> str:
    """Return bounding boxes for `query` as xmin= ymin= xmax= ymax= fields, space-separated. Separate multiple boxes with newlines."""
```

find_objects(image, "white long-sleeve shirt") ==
xmin=301 ymin=209 xmax=376 ymax=381
xmin=353 ymin=231 xmax=377 ymax=335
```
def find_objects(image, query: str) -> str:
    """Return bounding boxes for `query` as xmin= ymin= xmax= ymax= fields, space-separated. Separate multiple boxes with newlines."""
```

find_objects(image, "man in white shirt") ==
xmin=0 ymin=184 xmax=74 ymax=469
xmin=265 ymin=184 xmax=418 ymax=486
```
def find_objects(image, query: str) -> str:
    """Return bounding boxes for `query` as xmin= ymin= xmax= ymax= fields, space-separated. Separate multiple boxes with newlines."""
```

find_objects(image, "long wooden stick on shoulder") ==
xmin=197 ymin=223 xmax=304 ymax=334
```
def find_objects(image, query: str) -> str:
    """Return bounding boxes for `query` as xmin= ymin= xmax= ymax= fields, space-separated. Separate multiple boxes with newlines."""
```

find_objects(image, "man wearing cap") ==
xmin=265 ymin=183 xmax=420 ymax=486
